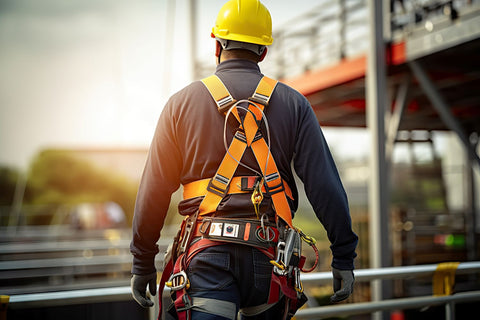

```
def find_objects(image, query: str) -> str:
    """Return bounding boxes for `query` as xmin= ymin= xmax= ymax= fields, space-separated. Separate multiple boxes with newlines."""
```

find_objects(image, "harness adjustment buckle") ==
xmin=248 ymin=96 xmax=268 ymax=107
xmin=179 ymin=214 xmax=197 ymax=254
xmin=206 ymin=176 xmax=229 ymax=198
xmin=217 ymin=99 xmax=237 ymax=115
xmin=166 ymin=270 xmax=190 ymax=291
xmin=176 ymin=294 xmax=193 ymax=312
xmin=263 ymin=179 xmax=285 ymax=197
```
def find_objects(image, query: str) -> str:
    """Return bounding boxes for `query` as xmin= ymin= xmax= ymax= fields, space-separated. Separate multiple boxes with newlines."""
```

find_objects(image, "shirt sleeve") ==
xmin=293 ymin=100 xmax=358 ymax=270
xmin=130 ymin=99 xmax=182 ymax=275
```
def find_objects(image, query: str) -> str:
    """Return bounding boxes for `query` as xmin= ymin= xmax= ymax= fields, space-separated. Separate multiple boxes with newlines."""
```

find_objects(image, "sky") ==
xmin=0 ymin=0 xmax=340 ymax=170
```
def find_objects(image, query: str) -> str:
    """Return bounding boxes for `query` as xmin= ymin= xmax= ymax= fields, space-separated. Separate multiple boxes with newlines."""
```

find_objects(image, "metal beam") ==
xmin=386 ymin=75 xmax=411 ymax=163
xmin=408 ymin=60 xmax=480 ymax=168
xmin=465 ymin=133 xmax=479 ymax=260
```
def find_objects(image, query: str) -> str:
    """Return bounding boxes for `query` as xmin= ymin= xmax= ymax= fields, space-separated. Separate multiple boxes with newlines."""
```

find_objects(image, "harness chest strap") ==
xmin=183 ymin=176 xmax=293 ymax=201
xmin=198 ymin=75 xmax=293 ymax=228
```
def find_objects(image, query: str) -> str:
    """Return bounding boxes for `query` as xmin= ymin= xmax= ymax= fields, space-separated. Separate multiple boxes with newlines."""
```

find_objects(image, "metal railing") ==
xmin=0 ymin=226 xmax=170 ymax=295
xmin=4 ymin=261 xmax=480 ymax=320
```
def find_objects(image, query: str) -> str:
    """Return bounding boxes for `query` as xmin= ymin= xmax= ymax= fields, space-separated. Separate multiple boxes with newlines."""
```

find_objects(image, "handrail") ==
xmin=5 ymin=261 xmax=480 ymax=312
xmin=0 ymin=239 xmax=131 ymax=254
xmin=7 ymin=287 xmax=132 ymax=309
xmin=300 ymin=261 xmax=480 ymax=284
xmin=295 ymin=290 xmax=480 ymax=319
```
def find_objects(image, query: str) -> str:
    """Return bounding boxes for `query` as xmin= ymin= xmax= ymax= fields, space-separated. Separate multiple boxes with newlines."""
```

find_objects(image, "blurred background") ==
xmin=1 ymin=0 xmax=479 ymax=319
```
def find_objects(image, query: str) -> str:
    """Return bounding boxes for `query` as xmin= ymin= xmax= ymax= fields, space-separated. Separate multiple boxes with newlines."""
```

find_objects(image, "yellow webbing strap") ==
xmin=252 ymin=76 xmax=278 ymax=103
xmin=198 ymin=135 xmax=248 ymax=215
xmin=197 ymin=75 xmax=293 ymax=227
xmin=251 ymin=136 xmax=293 ymax=228
xmin=183 ymin=176 xmax=293 ymax=200
xmin=432 ymin=262 xmax=460 ymax=296
xmin=201 ymin=75 xmax=235 ymax=111
xmin=0 ymin=295 xmax=9 ymax=320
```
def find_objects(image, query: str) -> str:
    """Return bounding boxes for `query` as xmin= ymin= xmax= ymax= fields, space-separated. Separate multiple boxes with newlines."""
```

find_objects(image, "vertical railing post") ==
xmin=445 ymin=301 xmax=456 ymax=320
xmin=367 ymin=0 xmax=391 ymax=319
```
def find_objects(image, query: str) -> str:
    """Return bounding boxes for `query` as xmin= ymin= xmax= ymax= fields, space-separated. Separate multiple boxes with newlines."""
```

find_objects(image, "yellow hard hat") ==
xmin=211 ymin=0 xmax=273 ymax=46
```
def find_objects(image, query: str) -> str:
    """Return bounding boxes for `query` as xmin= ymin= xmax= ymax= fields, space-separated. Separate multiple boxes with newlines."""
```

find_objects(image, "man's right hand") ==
xmin=131 ymin=272 xmax=157 ymax=307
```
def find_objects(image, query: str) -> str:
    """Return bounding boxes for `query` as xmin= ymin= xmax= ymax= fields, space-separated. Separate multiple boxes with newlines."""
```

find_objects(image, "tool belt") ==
xmin=192 ymin=217 xmax=279 ymax=250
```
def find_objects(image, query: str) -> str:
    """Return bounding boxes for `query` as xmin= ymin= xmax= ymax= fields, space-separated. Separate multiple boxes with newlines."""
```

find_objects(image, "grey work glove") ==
xmin=330 ymin=268 xmax=354 ymax=303
xmin=131 ymin=272 xmax=157 ymax=308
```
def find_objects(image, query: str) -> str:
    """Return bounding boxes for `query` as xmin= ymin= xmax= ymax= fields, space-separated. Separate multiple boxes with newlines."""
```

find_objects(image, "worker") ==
xmin=130 ymin=0 xmax=358 ymax=319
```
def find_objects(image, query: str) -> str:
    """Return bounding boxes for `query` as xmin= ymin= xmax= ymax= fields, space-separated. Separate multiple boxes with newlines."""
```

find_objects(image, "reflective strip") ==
xmin=191 ymin=297 xmax=237 ymax=320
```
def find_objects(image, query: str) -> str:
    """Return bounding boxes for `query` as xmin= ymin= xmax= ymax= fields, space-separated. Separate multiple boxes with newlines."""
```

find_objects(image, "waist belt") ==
xmin=193 ymin=217 xmax=279 ymax=250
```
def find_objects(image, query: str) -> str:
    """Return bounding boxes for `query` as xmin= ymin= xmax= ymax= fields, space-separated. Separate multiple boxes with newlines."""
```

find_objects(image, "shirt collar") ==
xmin=215 ymin=59 xmax=261 ymax=74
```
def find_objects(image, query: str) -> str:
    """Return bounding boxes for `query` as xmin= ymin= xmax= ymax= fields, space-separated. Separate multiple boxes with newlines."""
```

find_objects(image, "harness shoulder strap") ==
xmin=201 ymin=75 xmax=236 ymax=114
xmin=201 ymin=74 xmax=277 ymax=112
xmin=198 ymin=75 xmax=293 ymax=228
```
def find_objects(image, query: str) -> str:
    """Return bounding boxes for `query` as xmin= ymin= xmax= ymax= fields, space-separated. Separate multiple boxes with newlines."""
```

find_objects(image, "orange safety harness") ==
xmin=158 ymin=75 xmax=318 ymax=320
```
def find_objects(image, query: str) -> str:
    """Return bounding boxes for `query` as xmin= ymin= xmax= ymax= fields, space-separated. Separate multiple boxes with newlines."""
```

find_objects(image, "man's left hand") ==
xmin=330 ymin=268 xmax=354 ymax=303
xmin=131 ymin=272 xmax=157 ymax=308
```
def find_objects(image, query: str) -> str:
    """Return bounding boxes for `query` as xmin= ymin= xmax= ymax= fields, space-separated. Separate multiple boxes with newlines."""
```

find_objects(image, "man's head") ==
xmin=211 ymin=0 xmax=273 ymax=63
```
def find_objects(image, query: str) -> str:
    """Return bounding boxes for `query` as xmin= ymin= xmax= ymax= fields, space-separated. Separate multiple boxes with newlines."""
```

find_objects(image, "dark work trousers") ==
xmin=180 ymin=243 xmax=287 ymax=320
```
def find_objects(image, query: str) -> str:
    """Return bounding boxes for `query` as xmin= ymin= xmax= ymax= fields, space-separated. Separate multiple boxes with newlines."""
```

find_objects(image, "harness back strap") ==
xmin=199 ymin=75 xmax=293 ymax=228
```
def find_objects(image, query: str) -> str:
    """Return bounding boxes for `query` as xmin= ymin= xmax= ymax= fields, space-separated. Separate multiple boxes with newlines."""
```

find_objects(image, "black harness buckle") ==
xmin=240 ymin=176 xmax=262 ymax=192
xmin=206 ymin=175 xmax=229 ymax=198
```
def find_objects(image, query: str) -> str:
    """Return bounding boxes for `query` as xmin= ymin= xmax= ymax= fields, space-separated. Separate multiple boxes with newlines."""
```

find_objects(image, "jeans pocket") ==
xmin=252 ymin=249 xmax=272 ymax=291
xmin=187 ymin=251 xmax=231 ymax=291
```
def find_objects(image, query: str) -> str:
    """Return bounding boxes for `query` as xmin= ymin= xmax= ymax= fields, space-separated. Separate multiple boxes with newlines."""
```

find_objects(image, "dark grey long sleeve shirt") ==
xmin=130 ymin=59 xmax=358 ymax=274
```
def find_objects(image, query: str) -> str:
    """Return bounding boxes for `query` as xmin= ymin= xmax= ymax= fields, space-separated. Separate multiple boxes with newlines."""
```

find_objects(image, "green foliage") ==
xmin=0 ymin=166 xmax=19 ymax=205
xmin=293 ymin=208 xmax=328 ymax=243
xmin=25 ymin=150 xmax=138 ymax=225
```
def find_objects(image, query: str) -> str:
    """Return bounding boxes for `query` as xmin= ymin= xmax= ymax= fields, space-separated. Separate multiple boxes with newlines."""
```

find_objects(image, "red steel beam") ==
xmin=282 ymin=42 xmax=406 ymax=96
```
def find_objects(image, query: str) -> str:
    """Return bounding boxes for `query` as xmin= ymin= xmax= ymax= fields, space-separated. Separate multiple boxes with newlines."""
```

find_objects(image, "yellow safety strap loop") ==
xmin=1 ymin=295 xmax=9 ymax=320
xmin=432 ymin=262 xmax=460 ymax=296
